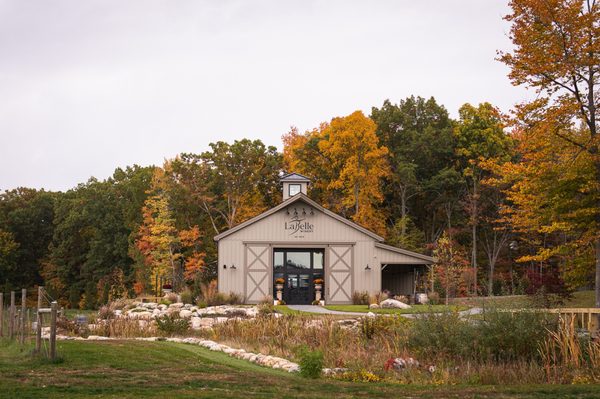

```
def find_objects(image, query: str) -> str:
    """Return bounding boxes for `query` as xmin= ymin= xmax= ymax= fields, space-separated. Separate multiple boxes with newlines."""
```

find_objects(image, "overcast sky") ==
xmin=0 ymin=0 xmax=529 ymax=192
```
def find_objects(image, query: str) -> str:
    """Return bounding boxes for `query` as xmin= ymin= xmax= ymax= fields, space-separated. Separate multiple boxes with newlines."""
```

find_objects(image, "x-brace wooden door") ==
xmin=327 ymin=245 xmax=353 ymax=304
xmin=245 ymin=244 xmax=270 ymax=303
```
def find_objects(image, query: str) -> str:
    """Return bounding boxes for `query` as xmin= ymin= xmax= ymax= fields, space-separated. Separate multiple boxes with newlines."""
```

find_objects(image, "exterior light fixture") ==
xmin=223 ymin=264 xmax=227 ymax=269
xmin=230 ymin=264 xmax=237 ymax=270
xmin=294 ymin=208 xmax=298 ymax=216
xmin=365 ymin=264 xmax=371 ymax=271
xmin=286 ymin=208 xmax=290 ymax=215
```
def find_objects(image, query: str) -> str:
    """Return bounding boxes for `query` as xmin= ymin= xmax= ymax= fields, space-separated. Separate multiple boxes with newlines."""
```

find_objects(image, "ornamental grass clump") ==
xmin=155 ymin=314 xmax=191 ymax=336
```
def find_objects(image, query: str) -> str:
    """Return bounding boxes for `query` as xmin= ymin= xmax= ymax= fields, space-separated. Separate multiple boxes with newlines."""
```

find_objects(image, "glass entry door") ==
xmin=273 ymin=249 xmax=324 ymax=305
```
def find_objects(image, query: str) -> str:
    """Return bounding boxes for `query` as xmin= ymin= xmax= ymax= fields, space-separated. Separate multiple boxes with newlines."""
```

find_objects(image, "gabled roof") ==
xmin=214 ymin=192 xmax=384 ymax=241
xmin=375 ymin=242 xmax=435 ymax=263
xmin=280 ymin=172 xmax=311 ymax=182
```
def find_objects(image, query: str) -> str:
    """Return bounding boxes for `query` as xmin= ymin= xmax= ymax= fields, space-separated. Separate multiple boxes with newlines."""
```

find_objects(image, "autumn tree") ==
xmin=500 ymin=0 xmax=600 ymax=307
xmin=135 ymin=168 xmax=205 ymax=293
xmin=170 ymin=139 xmax=282 ymax=234
xmin=454 ymin=103 xmax=513 ymax=294
xmin=283 ymin=111 xmax=389 ymax=236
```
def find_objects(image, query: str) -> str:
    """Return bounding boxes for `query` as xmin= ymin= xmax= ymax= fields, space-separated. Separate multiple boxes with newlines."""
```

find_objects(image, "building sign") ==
xmin=285 ymin=212 xmax=314 ymax=237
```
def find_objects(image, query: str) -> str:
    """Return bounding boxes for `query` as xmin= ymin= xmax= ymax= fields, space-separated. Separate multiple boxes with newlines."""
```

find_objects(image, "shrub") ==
xmin=428 ymin=291 xmax=440 ymax=305
xmin=209 ymin=292 xmax=228 ymax=306
xmin=155 ymin=314 xmax=190 ymax=336
xmin=352 ymin=291 xmax=370 ymax=305
xmin=180 ymin=288 xmax=193 ymax=304
xmin=200 ymin=280 xmax=218 ymax=304
xmin=409 ymin=308 xmax=554 ymax=362
xmin=97 ymin=305 xmax=115 ymax=320
xmin=258 ymin=295 xmax=273 ymax=305
xmin=409 ymin=311 xmax=476 ymax=360
xmin=297 ymin=345 xmax=323 ymax=378
xmin=227 ymin=291 xmax=243 ymax=305
xmin=164 ymin=292 xmax=178 ymax=304
xmin=478 ymin=308 xmax=553 ymax=361
xmin=258 ymin=302 xmax=275 ymax=316
xmin=196 ymin=299 xmax=207 ymax=308
xmin=361 ymin=315 xmax=407 ymax=340
xmin=369 ymin=291 xmax=388 ymax=305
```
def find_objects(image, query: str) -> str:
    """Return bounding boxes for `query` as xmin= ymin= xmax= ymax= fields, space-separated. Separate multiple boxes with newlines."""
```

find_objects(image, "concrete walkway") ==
xmin=286 ymin=304 xmax=483 ymax=318
xmin=287 ymin=305 xmax=365 ymax=316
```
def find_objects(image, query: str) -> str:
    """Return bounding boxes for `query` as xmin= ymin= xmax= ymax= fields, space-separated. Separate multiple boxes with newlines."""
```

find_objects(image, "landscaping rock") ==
xmin=380 ymin=298 xmax=411 ymax=309
xmin=179 ymin=309 xmax=193 ymax=318
xmin=368 ymin=303 xmax=380 ymax=309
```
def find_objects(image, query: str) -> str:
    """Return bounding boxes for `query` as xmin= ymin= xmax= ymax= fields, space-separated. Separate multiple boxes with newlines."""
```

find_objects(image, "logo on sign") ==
xmin=285 ymin=214 xmax=314 ymax=236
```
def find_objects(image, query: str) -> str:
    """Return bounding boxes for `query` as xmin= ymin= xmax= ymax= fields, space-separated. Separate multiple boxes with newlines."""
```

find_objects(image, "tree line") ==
xmin=1 ymin=0 xmax=597 ymax=308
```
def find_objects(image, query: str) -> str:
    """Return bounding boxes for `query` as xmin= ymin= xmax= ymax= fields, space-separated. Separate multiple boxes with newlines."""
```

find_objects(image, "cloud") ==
xmin=0 ymin=0 xmax=527 ymax=191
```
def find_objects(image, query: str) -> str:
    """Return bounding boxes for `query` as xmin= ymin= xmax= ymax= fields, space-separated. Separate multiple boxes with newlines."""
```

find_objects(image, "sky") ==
xmin=0 ymin=0 xmax=530 ymax=192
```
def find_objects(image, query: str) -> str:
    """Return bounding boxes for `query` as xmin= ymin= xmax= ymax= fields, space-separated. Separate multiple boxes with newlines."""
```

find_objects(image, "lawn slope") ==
xmin=1 ymin=339 xmax=599 ymax=398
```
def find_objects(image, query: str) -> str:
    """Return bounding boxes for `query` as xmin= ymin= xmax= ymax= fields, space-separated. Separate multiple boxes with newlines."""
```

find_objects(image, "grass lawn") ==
xmin=324 ymin=304 xmax=468 ymax=314
xmin=1 ymin=339 xmax=600 ymax=399
xmin=449 ymin=291 xmax=596 ymax=309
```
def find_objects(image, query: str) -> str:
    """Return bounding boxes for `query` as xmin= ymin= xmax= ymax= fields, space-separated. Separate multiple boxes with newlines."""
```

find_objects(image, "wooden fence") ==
xmin=0 ymin=287 xmax=59 ymax=360
xmin=548 ymin=308 xmax=600 ymax=333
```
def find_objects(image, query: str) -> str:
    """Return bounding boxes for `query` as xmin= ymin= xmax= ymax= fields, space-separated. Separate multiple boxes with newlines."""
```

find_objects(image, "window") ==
xmin=289 ymin=184 xmax=301 ymax=196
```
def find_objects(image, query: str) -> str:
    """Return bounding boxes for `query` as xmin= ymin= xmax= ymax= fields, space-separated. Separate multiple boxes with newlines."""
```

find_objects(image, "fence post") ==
xmin=20 ymin=288 xmax=26 ymax=344
xmin=36 ymin=287 xmax=43 ymax=353
xmin=50 ymin=301 xmax=57 ymax=361
xmin=0 ymin=292 xmax=3 ymax=337
xmin=9 ymin=291 xmax=15 ymax=339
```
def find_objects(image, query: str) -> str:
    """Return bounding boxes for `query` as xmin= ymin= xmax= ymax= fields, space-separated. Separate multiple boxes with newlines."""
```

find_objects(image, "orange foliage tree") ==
xmin=283 ymin=111 xmax=389 ymax=236
xmin=499 ymin=0 xmax=600 ymax=306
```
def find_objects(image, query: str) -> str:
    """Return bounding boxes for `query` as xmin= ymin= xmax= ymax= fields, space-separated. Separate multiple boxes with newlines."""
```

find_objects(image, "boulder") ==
xmin=380 ymin=298 xmax=411 ymax=309
xmin=190 ymin=317 xmax=202 ymax=329
xmin=179 ymin=309 xmax=193 ymax=318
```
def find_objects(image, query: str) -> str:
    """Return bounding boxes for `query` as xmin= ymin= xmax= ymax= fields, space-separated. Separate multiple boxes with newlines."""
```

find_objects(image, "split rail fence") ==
xmin=0 ymin=287 xmax=59 ymax=360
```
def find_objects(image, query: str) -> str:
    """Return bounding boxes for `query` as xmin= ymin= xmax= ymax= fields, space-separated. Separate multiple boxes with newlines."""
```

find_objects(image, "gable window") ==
xmin=289 ymin=184 xmax=301 ymax=197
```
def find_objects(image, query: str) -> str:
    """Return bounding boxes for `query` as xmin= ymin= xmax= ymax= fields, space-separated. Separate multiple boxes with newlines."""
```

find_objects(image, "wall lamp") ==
xmin=223 ymin=264 xmax=237 ymax=270
xmin=365 ymin=264 xmax=371 ymax=271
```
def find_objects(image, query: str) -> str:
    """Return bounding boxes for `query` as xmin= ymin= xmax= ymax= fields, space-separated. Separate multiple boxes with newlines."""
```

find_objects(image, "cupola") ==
xmin=280 ymin=172 xmax=310 ymax=201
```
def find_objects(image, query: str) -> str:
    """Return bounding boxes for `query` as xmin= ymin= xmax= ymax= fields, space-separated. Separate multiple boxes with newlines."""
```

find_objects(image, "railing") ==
xmin=547 ymin=308 xmax=600 ymax=332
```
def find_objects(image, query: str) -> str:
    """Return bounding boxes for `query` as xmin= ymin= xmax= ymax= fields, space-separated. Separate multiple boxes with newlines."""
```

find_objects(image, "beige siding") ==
xmin=218 ymin=198 xmax=431 ymax=304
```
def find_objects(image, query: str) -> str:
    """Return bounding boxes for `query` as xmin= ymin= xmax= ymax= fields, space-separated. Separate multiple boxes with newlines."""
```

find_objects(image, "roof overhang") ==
xmin=375 ymin=242 xmax=435 ymax=264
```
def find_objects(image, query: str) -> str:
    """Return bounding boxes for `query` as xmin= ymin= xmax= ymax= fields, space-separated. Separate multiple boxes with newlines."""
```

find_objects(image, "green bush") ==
xmin=478 ymin=308 xmax=553 ymax=361
xmin=180 ymin=288 xmax=194 ymax=304
xmin=408 ymin=308 xmax=555 ymax=362
xmin=155 ymin=314 xmax=190 ymax=336
xmin=297 ymin=346 xmax=323 ymax=379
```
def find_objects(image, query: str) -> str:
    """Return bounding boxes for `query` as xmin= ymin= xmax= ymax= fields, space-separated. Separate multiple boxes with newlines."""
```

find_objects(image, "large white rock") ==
xmin=380 ymin=298 xmax=411 ymax=309
xmin=179 ymin=309 xmax=193 ymax=318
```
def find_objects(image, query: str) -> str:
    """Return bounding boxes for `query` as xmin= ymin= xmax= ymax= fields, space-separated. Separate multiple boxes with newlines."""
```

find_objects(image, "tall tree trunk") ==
xmin=595 ymin=239 xmax=600 ymax=309
xmin=400 ymin=186 xmax=407 ymax=236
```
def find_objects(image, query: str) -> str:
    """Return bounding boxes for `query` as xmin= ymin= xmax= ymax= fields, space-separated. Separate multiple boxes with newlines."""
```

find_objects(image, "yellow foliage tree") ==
xmin=283 ymin=111 xmax=389 ymax=236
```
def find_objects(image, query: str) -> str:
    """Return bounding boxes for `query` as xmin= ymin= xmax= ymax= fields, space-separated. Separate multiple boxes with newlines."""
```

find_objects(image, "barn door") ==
xmin=245 ymin=245 xmax=270 ymax=303
xmin=327 ymin=245 xmax=353 ymax=303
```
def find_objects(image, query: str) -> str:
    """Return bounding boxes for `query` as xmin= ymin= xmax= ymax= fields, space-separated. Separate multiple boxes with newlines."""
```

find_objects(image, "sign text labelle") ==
xmin=284 ymin=209 xmax=314 ymax=237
